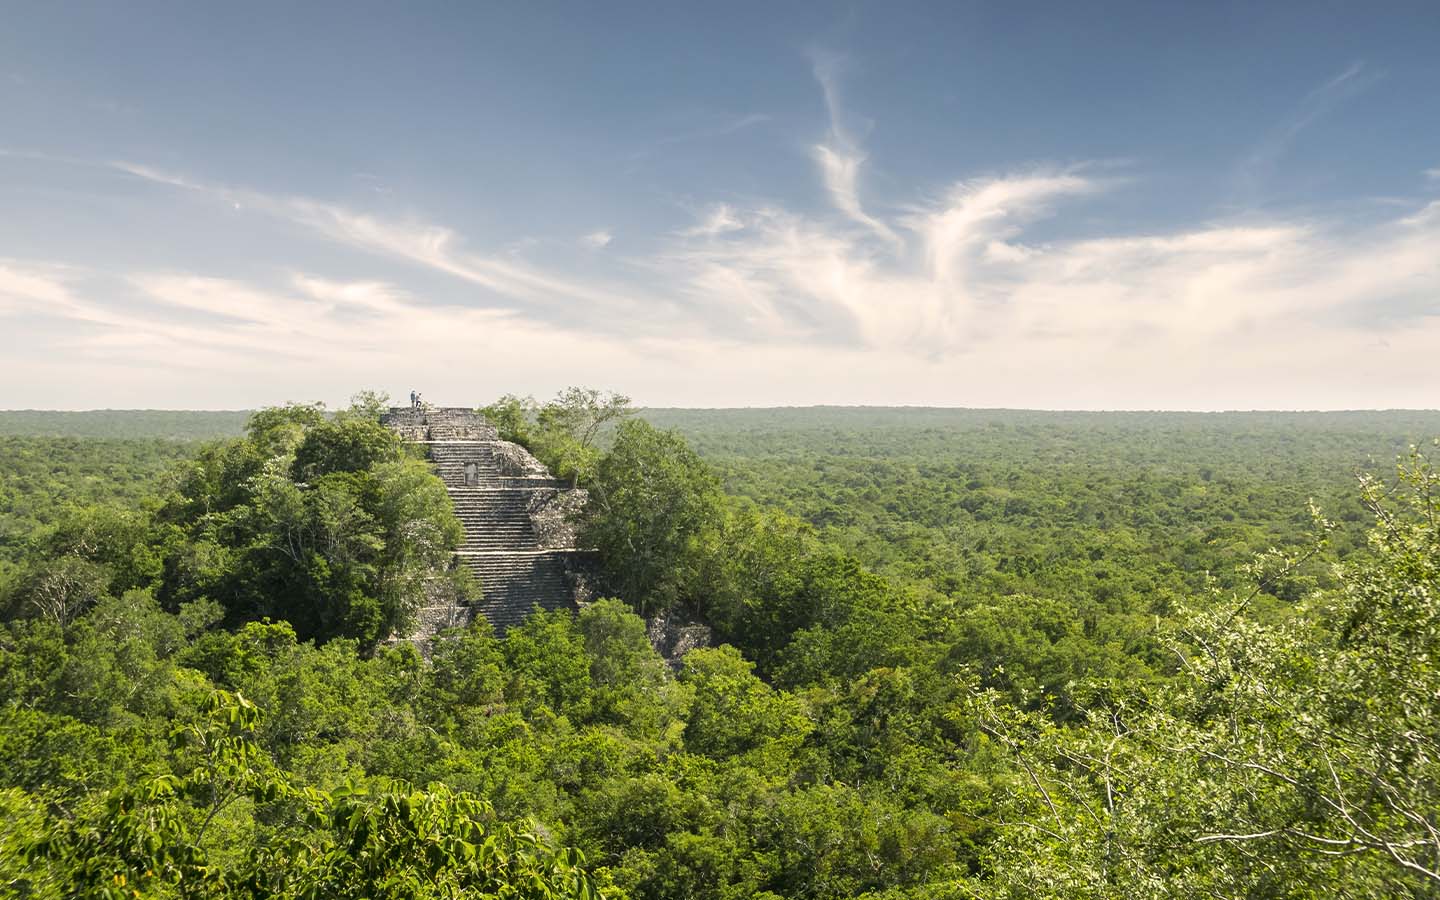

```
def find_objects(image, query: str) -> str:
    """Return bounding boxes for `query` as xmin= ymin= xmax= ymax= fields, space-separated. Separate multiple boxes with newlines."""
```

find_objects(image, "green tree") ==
xmin=157 ymin=407 xmax=463 ymax=646
xmin=583 ymin=420 xmax=724 ymax=616
xmin=290 ymin=417 xmax=402 ymax=482
xmin=709 ymin=507 xmax=901 ymax=676
xmin=481 ymin=394 xmax=538 ymax=446
xmin=679 ymin=646 xmax=812 ymax=773
xmin=532 ymin=388 xmax=632 ymax=485
xmin=344 ymin=389 xmax=392 ymax=422
xmin=577 ymin=599 xmax=678 ymax=734
xmin=2 ymin=553 xmax=110 ymax=627
xmin=484 ymin=388 xmax=632 ymax=486
xmin=503 ymin=608 xmax=596 ymax=721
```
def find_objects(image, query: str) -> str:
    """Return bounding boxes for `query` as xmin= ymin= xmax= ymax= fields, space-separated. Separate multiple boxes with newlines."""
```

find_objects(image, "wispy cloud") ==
xmin=0 ymin=260 xmax=78 ymax=315
xmin=580 ymin=230 xmax=613 ymax=249
xmin=626 ymin=111 xmax=772 ymax=169
xmin=7 ymin=155 xmax=1440 ymax=408
xmin=95 ymin=149 xmax=1440 ymax=367
xmin=0 ymin=260 xmax=316 ymax=366
xmin=808 ymin=50 xmax=900 ymax=246
xmin=2 ymin=259 xmax=611 ymax=377
xmin=111 ymin=162 xmax=668 ymax=331
xmin=657 ymin=163 xmax=1440 ymax=367
xmin=651 ymin=112 xmax=771 ymax=147
xmin=13 ymin=161 xmax=1440 ymax=409
xmin=680 ymin=204 xmax=746 ymax=238
xmin=1235 ymin=61 xmax=1380 ymax=203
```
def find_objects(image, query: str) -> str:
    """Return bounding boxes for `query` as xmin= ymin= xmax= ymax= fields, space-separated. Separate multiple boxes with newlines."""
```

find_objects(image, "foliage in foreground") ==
xmin=19 ymin=691 xmax=614 ymax=899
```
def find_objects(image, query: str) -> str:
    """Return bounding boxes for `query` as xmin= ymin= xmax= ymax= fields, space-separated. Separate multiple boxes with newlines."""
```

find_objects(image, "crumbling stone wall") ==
xmin=527 ymin=487 xmax=589 ymax=549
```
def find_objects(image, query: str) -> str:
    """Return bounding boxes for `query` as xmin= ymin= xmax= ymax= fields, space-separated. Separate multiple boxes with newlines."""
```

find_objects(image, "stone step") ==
xmin=451 ymin=501 xmax=530 ymax=508
xmin=461 ymin=540 xmax=539 ymax=551
xmin=451 ymin=513 xmax=532 ymax=525
xmin=450 ymin=501 xmax=532 ymax=511
xmin=429 ymin=427 xmax=497 ymax=441
xmin=446 ymin=483 xmax=558 ymax=492
xmin=430 ymin=447 xmax=498 ymax=459
xmin=448 ymin=486 xmax=529 ymax=493
xmin=443 ymin=476 xmax=567 ymax=488
xmin=429 ymin=444 xmax=500 ymax=456
xmin=431 ymin=458 xmax=501 ymax=470
xmin=456 ymin=521 xmax=533 ymax=526
xmin=446 ymin=484 xmax=536 ymax=493
xmin=455 ymin=520 xmax=531 ymax=526
xmin=451 ymin=515 xmax=531 ymax=524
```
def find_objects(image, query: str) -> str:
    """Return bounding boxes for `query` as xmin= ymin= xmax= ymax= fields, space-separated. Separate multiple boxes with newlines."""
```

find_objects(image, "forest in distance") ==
xmin=1 ymin=396 xmax=1439 ymax=898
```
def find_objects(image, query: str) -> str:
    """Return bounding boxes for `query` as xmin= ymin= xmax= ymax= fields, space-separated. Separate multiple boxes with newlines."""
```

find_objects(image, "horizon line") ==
xmin=3 ymin=406 xmax=1440 ymax=416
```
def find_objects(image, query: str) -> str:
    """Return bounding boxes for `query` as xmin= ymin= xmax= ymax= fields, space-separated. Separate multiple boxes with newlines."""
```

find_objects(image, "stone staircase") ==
xmin=463 ymin=552 xmax=576 ymax=632
xmin=449 ymin=489 xmax=539 ymax=552
xmin=381 ymin=406 xmax=590 ymax=644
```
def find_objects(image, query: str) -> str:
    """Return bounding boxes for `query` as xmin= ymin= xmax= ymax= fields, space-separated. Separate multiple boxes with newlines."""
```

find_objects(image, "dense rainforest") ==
xmin=1 ymin=398 xmax=1438 ymax=898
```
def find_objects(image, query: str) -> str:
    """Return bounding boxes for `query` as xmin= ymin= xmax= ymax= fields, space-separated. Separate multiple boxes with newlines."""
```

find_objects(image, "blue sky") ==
xmin=2 ymin=1 xmax=1439 ymax=409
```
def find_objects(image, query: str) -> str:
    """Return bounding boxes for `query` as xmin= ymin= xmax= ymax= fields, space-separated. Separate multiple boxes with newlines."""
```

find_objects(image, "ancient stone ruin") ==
xmin=382 ymin=406 xmax=592 ymax=642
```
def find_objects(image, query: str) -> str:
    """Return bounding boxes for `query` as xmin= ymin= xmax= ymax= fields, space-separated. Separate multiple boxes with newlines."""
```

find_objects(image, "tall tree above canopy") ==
xmin=582 ymin=419 xmax=723 ymax=616
xmin=482 ymin=387 xmax=632 ymax=485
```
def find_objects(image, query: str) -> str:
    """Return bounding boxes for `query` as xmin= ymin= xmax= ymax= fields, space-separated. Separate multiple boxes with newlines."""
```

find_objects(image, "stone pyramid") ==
xmin=382 ymin=406 xmax=592 ymax=642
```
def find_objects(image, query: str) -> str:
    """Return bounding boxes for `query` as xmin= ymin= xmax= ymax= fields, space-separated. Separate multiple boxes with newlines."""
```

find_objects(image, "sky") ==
xmin=2 ymin=1 xmax=1439 ymax=411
